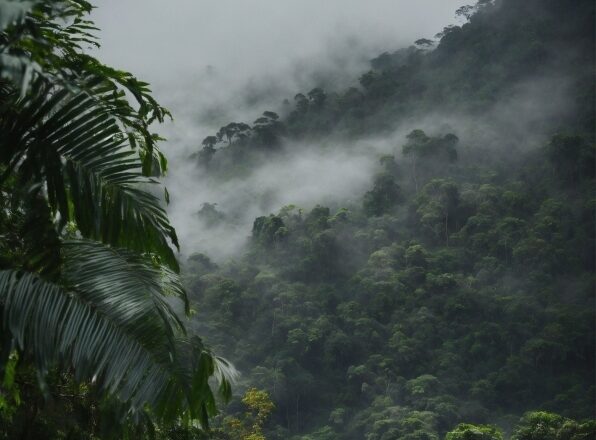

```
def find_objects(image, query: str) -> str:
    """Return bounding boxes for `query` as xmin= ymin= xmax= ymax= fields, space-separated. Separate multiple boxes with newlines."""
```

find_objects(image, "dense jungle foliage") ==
xmin=187 ymin=0 xmax=595 ymax=439
xmin=0 ymin=0 xmax=594 ymax=439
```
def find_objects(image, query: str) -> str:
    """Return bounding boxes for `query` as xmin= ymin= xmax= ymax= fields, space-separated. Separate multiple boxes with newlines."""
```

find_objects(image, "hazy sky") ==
xmin=90 ymin=1 xmax=467 ymax=260
xmin=90 ymin=0 xmax=468 ymax=153
xmin=91 ymin=1 xmax=464 ymax=100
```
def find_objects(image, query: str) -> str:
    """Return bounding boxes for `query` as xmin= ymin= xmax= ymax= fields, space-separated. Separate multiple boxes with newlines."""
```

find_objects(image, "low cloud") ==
xmin=90 ymin=1 xmax=576 ymax=262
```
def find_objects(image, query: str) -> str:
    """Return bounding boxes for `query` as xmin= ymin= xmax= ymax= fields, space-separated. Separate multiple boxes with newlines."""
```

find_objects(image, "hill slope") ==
xmin=185 ymin=0 xmax=595 ymax=438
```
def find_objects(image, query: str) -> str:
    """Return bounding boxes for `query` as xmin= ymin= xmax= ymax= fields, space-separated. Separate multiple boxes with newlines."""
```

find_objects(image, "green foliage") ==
xmin=415 ymin=179 xmax=461 ymax=245
xmin=2 ymin=0 xmax=593 ymax=438
xmin=363 ymin=173 xmax=402 ymax=216
xmin=402 ymin=130 xmax=458 ymax=163
xmin=188 ymin=122 xmax=595 ymax=437
xmin=511 ymin=412 xmax=596 ymax=440
xmin=0 ymin=0 xmax=233 ymax=436
xmin=223 ymin=388 xmax=275 ymax=440
xmin=180 ymin=2 xmax=595 ymax=438
xmin=0 ymin=76 xmax=179 ymax=269
xmin=445 ymin=423 xmax=503 ymax=440
xmin=545 ymin=134 xmax=595 ymax=184
xmin=252 ymin=215 xmax=288 ymax=247
xmin=0 ymin=352 xmax=20 ymax=421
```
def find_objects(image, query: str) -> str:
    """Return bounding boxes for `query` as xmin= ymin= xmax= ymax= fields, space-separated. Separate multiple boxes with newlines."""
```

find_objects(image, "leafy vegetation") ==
xmin=182 ymin=0 xmax=595 ymax=439
xmin=0 ymin=1 xmax=232 ymax=438
xmin=0 ymin=0 xmax=594 ymax=439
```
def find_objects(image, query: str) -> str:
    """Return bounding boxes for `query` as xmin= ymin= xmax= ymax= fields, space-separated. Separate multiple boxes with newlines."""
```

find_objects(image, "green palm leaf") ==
xmin=0 ymin=241 xmax=235 ymax=423
xmin=0 ymin=1 xmax=235 ymax=430
xmin=62 ymin=239 xmax=188 ymax=339
xmin=0 ymin=76 xmax=180 ymax=269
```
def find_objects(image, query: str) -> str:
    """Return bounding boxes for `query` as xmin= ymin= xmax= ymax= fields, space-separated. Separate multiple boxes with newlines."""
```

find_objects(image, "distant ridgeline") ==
xmin=186 ymin=0 xmax=595 ymax=439
xmin=193 ymin=0 xmax=594 ymax=172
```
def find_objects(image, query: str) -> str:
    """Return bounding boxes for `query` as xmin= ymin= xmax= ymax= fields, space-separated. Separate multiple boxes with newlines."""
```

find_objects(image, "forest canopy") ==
xmin=0 ymin=0 xmax=595 ymax=439
xmin=186 ymin=0 xmax=595 ymax=439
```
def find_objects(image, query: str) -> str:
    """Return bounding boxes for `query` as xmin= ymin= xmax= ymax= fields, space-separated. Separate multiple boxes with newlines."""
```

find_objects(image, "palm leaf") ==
xmin=0 ymin=2 xmax=235 ymax=429
xmin=61 ymin=239 xmax=188 ymax=338
xmin=0 ymin=76 xmax=180 ymax=269
xmin=0 ymin=242 xmax=235 ymax=423
xmin=1 ymin=0 xmax=170 ymax=172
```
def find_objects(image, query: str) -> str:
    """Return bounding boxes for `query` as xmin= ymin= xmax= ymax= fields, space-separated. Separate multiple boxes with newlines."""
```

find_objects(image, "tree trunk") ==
xmin=445 ymin=210 xmax=449 ymax=247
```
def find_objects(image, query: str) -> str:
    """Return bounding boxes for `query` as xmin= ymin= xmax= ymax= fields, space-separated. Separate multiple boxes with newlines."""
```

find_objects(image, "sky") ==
xmin=90 ymin=1 xmax=467 ymax=260
xmin=92 ymin=1 xmax=463 ymax=87
xmin=90 ymin=1 xmax=466 ymax=137
xmin=91 ymin=1 xmax=465 ymax=131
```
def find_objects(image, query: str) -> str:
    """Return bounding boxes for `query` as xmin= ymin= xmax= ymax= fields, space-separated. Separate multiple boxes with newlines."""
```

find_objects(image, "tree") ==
xmin=445 ymin=423 xmax=503 ymax=440
xmin=294 ymin=93 xmax=309 ymax=113
xmin=402 ymin=130 xmax=458 ymax=192
xmin=455 ymin=1 xmax=493 ymax=22
xmin=307 ymin=87 xmax=326 ymax=108
xmin=545 ymin=134 xmax=595 ymax=183
xmin=511 ymin=412 xmax=596 ymax=440
xmin=455 ymin=5 xmax=476 ymax=21
xmin=252 ymin=215 xmax=287 ymax=247
xmin=199 ymin=135 xmax=218 ymax=166
xmin=217 ymin=122 xmax=252 ymax=145
xmin=253 ymin=111 xmax=285 ymax=148
xmin=415 ymin=179 xmax=460 ymax=245
xmin=363 ymin=173 xmax=402 ymax=216
xmin=224 ymin=388 xmax=275 ymax=440
xmin=202 ymin=135 xmax=219 ymax=149
xmin=0 ymin=0 xmax=233 ymax=433
xmin=415 ymin=38 xmax=435 ymax=48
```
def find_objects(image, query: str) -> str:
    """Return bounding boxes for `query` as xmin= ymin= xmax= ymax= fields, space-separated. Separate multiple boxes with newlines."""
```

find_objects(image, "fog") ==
xmin=92 ymin=1 xmax=575 ymax=261
xmin=92 ymin=0 xmax=464 ymax=131
xmin=92 ymin=0 xmax=576 ymax=264
xmin=90 ymin=1 xmax=468 ymax=260
xmin=92 ymin=1 xmax=463 ymax=84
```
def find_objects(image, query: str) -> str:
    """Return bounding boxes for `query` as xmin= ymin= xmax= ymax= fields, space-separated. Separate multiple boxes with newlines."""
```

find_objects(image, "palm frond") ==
xmin=0 ymin=259 xmax=233 ymax=424
xmin=1 ymin=0 xmax=170 ymax=173
xmin=0 ymin=76 xmax=180 ymax=269
xmin=0 ymin=2 xmax=235 ymax=429
xmin=62 ymin=239 xmax=188 ymax=337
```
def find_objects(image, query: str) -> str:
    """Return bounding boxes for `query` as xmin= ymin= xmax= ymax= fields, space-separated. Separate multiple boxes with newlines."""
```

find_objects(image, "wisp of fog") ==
xmin=90 ymin=0 xmax=570 ymax=262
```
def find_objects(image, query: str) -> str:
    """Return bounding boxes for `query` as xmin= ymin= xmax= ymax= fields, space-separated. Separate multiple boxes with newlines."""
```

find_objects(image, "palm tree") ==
xmin=0 ymin=0 xmax=233 ymax=430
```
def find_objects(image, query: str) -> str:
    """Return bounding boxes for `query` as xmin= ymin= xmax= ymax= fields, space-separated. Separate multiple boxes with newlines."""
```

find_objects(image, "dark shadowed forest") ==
xmin=0 ymin=0 xmax=594 ymax=439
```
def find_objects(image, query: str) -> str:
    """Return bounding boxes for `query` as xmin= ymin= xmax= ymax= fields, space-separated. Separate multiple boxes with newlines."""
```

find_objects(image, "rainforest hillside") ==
xmin=0 ymin=0 xmax=593 ymax=439
xmin=184 ymin=0 xmax=595 ymax=439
